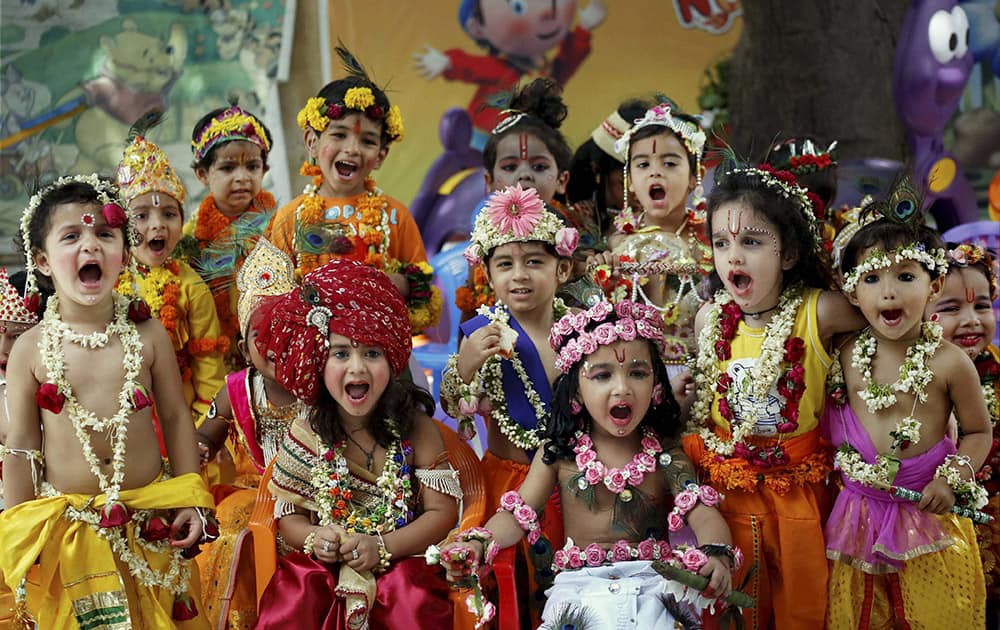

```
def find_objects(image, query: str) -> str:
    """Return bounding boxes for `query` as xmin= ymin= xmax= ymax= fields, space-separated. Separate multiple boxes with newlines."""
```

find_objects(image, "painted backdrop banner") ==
xmin=0 ymin=0 xmax=293 ymax=245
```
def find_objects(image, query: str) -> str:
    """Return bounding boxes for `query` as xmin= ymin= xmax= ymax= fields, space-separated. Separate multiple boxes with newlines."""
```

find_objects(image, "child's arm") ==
xmin=185 ymin=276 xmax=227 ymax=420
xmin=143 ymin=319 xmax=204 ymax=546
xmin=2 ymin=334 xmax=43 ymax=508
xmin=662 ymin=441 xmax=734 ymax=598
xmin=195 ymin=384 xmax=233 ymax=466
xmin=438 ymin=446 xmax=558 ymax=582
xmin=817 ymin=290 xmax=867 ymax=342
xmin=920 ymin=345 xmax=993 ymax=513
xmin=338 ymin=415 xmax=458 ymax=573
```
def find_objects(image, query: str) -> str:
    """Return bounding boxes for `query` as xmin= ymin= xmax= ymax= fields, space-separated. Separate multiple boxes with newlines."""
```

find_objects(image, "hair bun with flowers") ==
xmin=191 ymin=103 xmax=271 ymax=164
xmin=614 ymin=103 xmax=706 ymax=161
xmin=947 ymin=242 xmax=997 ymax=299
xmin=769 ymin=138 xmax=839 ymax=176
xmin=296 ymin=44 xmax=405 ymax=142
xmin=464 ymin=184 xmax=578 ymax=266
xmin=549 ymin=299 xmax=667 ymax=373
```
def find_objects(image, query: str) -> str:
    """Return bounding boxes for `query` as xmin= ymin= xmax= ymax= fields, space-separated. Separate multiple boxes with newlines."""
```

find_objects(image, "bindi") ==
xmin=352 ymin=119 xmax=362 ymax=136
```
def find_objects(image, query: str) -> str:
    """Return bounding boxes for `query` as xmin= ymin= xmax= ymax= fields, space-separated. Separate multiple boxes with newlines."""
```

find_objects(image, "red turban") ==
xmin=254 ymin=258 xmax=411 ymax=404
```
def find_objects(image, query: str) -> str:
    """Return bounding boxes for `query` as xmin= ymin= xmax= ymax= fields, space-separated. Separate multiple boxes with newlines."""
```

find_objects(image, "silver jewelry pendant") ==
xmin=658 ymin=452 xmax=672 ymax=467
xmin=577 ymin=477 xmax=589 ymax=491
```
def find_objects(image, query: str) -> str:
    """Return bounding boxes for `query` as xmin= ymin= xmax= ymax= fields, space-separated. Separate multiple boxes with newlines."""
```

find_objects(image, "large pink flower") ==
xmin=485 ymin=184 xmax=544 ymax=237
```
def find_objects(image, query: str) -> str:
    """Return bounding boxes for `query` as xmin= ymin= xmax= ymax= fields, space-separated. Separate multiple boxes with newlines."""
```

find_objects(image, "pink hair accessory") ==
xmin=570 ymin=399 xmax=583 ymax=415
xmin=652 ymin=382 xmax=664 ymax=406
xmin=550 ymin=299 xmax=667 ymax=374
xmin=498 ymin=490 xmax=541 ymax=544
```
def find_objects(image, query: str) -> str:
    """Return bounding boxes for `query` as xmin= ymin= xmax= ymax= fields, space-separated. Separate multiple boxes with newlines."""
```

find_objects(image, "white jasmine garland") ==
xmin=851 ymin=321 xmax=942 ymax=415
xmin=688 ymin=286 xmax=804 ymax=455
xmin=834 ymin=446 xmax=899 ymax=489
xmin=842 ymin=244 xmax=948 ymax=293
xmin=934 ymin=458 xmax=989 ymax=510
xmin=40 ymin=293 xmax=142 ymax=504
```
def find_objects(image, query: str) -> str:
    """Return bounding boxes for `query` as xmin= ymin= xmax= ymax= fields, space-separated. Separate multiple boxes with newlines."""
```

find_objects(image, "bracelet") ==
xmin=374 ymin=531 xmax=391 ymax=573
xmin=698 ymin=543 xmax=744 ymax=571
xmin=195 ymin=507 xmax=220 ymax=543
xmin=302 ymin=529 xmax=318 ymax=556
xmin=498 ymin=491 xmax=541 ymax=544
xmin=455 ymin=526 xmax=499 ymax=565
xmin=668 ymin=483 xmax=724 ymax=532
xmin=935 ymin=457 xmax=989 ymax=510
xmin=945 ymin=453 xmax=976 ymax=479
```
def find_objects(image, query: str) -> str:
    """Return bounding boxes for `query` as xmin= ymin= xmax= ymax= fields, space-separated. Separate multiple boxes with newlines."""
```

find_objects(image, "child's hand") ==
xmin=437 ymin=540 xmax=482 ymax=582
xmin=457 ymin=324 xmax=503 ymax=381
xmin=339 ymin=533 xmax=381 ymax=573
xmin=312 ymin=524 xmax=346 ymax=564
xmin=586 ymin=250 xmax=620 ymax=275
xmin=197 ymin=441 xmax=211 ymax=467
xmin=699 ymin=555 xmax=733 ymax=600
xmin=670 ymin=371 xmax=695 ymax=404
xmin=170 ymin=508 xmax=204 ymax=548
xmin=919 ymin=477 xmax=956 ymax=514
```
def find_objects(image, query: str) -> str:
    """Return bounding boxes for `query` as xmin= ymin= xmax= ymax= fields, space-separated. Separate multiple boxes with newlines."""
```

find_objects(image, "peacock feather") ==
xmin=878 ymin=173 xmax=923 ymax=225
xmin=335 ymin=40 xmax=371 ymax=82
xmin=127 ymin=109 xmax=164 ymax=144
xmin=189 ymin=208 xmax=274 ymax=289
xmin=293 ymin=220 xmax=356 ymax=256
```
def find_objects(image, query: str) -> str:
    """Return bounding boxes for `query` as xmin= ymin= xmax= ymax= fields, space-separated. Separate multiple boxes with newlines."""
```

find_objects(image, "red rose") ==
xmin=102 ymin=203 xmax=127 ymax=228
xmin=326 ymin=103 xmax=344 ymax=119
xmin=129 ymin=385 xmax=152 ymax=411
xmin=717 ymin=398 xmax=733 ymax=420
xmin=784 ymin=337 xmax=805 ymax=363
xmin=715 ymin=340 xmax=731 ymax=361
xmin=24 ymin=293 xmax=40 ymax=317
xmin=141 ymin=515 xmax=171 ymax=542
xmin=172 ymin=594 xmax=199 ymax=621
xmin=717 ymin=373 xmax=733 ymax=394
xmin=127 ymin=299 xmax=152 ymax=323
xmin=36 ymin=382 xmax=65 ymax=414
xmin=776 ymin=421 xmax=798 ymax=434
xmin=782 ymin=400 xmax=800 ymax=422
xmin=99 ymin=501 xmax=132 ymax=528
xmin=366 ymin=105 xmax=384 ymax=119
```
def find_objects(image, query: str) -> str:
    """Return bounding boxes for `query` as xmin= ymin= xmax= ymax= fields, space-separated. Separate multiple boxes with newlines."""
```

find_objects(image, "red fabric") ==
xmin=255 ymin=259 xmax=411 ymax=403
xmin=254 ymin=553 xmax=453 ymax=630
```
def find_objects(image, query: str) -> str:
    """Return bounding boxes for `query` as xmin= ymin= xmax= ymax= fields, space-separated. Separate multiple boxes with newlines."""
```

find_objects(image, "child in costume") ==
xmin=0 ymin=175 xmax=216 ymax=628
xmin=115 ymin=113 xmax=228 ymax=424
xmin=254 ymin=259 xmax=459 ymax=629
xmin=185 ymin=103 xmax=276 ymax=362
xmin=682 ymin=158 xmax=866 ymax=629
xmin=438 ymin=299 xmax=740 ymax=629
xmin=265 ymin=46 xmax=440 ymax=335
xmin=441 ymin=184 xmax=578 ymax=618
xmin=824 ymin=190 xmax=991 ymax=629
xmin=926 ymin=242 xmax=999 ymax=621
xmin=457 ymin=78 xmax=599 ymax=315
xmin=193 ymin=238 xmax=303 ymax=628
xmin=589 ymin=103 xmax=713 ymax=380
xmin=0 ymin=268 xmax=39 ymax=447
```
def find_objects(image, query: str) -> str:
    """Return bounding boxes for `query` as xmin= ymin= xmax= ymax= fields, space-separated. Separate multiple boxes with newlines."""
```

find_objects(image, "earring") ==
xmin=652 ymin=383 xmax=664 ymax=406
xmin=570 ymin=399 xmax=583 ymax=415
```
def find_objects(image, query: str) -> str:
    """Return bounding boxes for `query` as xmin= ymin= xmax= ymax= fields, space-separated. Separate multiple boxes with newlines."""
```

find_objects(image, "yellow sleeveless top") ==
xmin=710 ymin=287 xmax=831 ymax=438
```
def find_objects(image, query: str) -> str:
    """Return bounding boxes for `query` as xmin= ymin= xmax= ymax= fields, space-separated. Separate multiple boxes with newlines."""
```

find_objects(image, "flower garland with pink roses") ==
xmin=570 ymin=428 xmax=670 ymax=504
xmin=689 ymin=286 xmax=806 ymax=467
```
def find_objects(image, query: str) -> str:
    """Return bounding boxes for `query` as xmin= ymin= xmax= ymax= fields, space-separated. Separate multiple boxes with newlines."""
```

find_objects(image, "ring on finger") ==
xmin=352 ymin=549 xmax=360 ymax=560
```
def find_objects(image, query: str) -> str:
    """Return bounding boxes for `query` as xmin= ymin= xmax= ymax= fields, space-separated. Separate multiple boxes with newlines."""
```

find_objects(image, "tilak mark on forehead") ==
xmin=519 ymin=133 xmax=529 ymax=161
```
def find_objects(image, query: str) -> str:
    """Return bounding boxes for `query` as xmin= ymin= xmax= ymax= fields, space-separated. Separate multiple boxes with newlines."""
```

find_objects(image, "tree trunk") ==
xmin=729 ymin=0 xmax=910 ymax=161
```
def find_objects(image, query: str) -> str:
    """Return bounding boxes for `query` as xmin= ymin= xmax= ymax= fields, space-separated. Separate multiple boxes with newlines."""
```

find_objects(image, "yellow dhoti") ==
xmin=0 ymin=473 xmax=215 ymax=630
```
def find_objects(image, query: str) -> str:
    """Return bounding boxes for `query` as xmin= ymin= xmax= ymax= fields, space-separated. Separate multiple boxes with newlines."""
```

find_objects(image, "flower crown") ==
xmin=842 ymin=243 xmax=949 ymax=293
xmin=614 ymin=103 xmax=706 ymax=161
xmin=722 ymin=163 xmax=825 ymax=242
xmin=464 ymin=184 xmax=578 ymax=265
xmin=20 ymin=174 xmax=130 ymax=303
xmin=549 ymin=300 xmax=666 ymax=373
xmin=770 ymin=139 xmax=839 ymax=176
xmin=296 ymin=87 xmax=405 ymax=141
xmin=947 ymin=243 xmax=998 ymax=299
xmin=191 ymin=105 xmax=271 ymax=164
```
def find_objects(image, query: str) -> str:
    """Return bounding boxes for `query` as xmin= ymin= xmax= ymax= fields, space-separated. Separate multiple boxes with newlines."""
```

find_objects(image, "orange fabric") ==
xmin=685 ymin=430 xmax=832 ymax=630
xmin=481 ymin=451 xmax=563 ymax=626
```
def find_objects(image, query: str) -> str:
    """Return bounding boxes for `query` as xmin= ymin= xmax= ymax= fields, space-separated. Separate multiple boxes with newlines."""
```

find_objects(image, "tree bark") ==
xmin=729 ymin=0 xmax=910 ymax=161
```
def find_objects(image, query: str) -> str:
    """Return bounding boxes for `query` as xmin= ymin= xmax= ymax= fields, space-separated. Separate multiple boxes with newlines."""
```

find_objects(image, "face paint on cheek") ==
xmin=519 ymin=133 xmax=529 ymax=161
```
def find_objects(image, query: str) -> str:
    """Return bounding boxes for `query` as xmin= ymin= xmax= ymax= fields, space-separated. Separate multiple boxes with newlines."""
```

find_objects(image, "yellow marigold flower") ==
xmin=298 ymin=97 xmax=330 ymax=132
xmin=385 ymin=104 xmax=405 ymax=140
xmin=416 ymin=261 xmax=433 ymax=275
xmin=344 ymin=87 xmax=375 ymax=111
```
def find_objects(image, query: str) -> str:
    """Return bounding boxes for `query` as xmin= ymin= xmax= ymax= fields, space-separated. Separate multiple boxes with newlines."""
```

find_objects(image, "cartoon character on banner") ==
xmin=893 ymin=0 xmax=976 ymax=230
xmin=414 ymin=0 xmax=607 ymax=150
xmin=672 ymin=0 xmax=742 ymax=35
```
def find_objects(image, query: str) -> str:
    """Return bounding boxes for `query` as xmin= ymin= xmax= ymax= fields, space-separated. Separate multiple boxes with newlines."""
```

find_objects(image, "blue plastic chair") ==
xmin=941 ymin=220 xmax=1000 ymax=345
xmin=413 ymin=243 xmax=470 ymax=400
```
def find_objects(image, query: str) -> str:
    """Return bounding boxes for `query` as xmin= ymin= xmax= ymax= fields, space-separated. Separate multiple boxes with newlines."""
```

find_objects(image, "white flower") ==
xmin=424 ymin=544 xmax=441 ymax=565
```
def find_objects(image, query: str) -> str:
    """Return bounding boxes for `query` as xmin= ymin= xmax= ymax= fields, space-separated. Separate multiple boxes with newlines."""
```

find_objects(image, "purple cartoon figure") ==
xmin=893 ymin=0 xmax=977 ymax=230
xmin=413 ymin=0 xmax=606 ymax=149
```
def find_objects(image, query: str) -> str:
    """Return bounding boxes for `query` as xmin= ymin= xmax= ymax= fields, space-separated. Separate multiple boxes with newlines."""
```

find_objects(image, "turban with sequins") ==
xmin=255 ymin=258 xmax=411 ymax=403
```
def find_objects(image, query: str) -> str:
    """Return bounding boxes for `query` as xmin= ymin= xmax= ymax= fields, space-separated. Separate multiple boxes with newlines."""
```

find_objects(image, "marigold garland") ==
xmin=696 ymin=443 xmax=832 ymax=495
